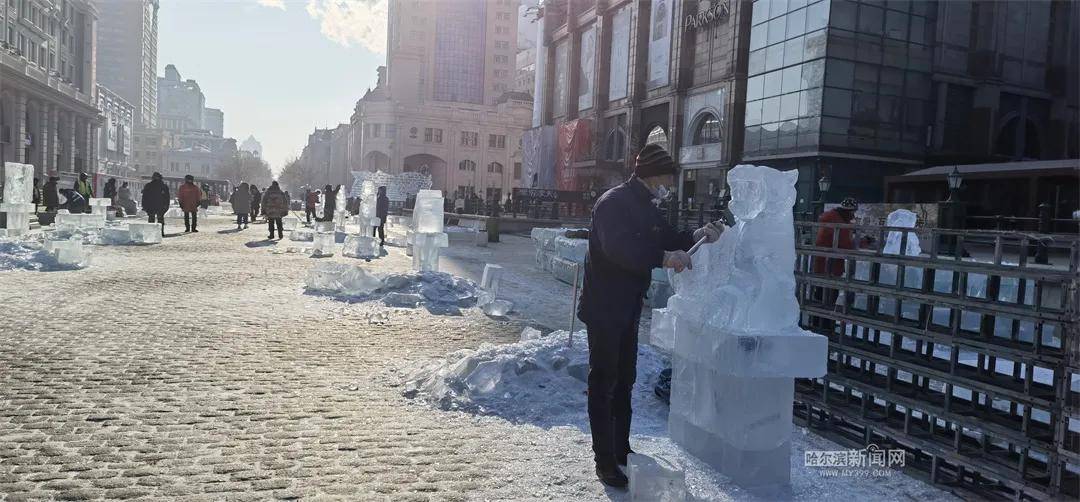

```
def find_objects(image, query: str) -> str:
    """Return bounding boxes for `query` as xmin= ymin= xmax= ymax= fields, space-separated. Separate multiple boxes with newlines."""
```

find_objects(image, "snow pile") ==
xmin=0 ymin=238 xmax=88 ymax=271
xmin=402 ymin=330 xmax=668 ymax=429
xmin=304 ymin=264 xmax=484 ymax=314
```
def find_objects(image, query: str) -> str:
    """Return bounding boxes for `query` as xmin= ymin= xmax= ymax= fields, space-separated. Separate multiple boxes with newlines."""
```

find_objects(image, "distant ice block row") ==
xmin=550 ymin=256 xmax=583 ymax=285
xmin=128 ymin=222 xmax=162 ymax=244
xmin=102 ymin=227 xmax=133 ymax=245
xmin=627 ymin=453 xmax=687 ymax=502
xmin=88 ymin=198 xmax=111 ymax=215
xmin=312 ymin=231 xmax=336 ymax=256
xmin=412 ymin=232 xmax=448 ymax=272
xmin=554 ymin=236 xmax=588 ymax=263
xmin=342 ymin=234 xmax=380 ymax=259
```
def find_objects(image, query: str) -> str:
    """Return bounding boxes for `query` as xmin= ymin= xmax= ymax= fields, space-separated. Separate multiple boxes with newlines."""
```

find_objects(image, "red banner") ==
xmin=555 ymin=119 xmax=592 ymax=192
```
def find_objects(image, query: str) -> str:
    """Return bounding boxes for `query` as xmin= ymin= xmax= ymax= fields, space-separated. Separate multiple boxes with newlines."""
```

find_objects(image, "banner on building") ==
xmin=555 ymin=119 xmax=592 ymax=192
xmin=122 ymin=124 xmax=132 ymax=156
xmin=106 ymin=112 xmax=117 ymax=152
xmin=522 ymin=126 xmax=557 ymax=190
xmin=648 ymin=0 xmax=673 ymax=88
xmin=608 ymin=5 xmax=631 ymax=101
xmin=553 ymin=40 xmax=569 ymax=117
xmin=578 ymin=25 xmax=596 ymax=111
xmin=349 ymin=170 xmax=432 ymax=202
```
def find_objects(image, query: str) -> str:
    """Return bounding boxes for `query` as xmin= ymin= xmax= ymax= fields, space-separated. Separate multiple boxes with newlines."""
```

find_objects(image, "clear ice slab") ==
xmin=627 ymin=453 xmax=687 ymax=502
xmin=342 ymin=234 xmax=380 ymax=259
xmin=128 ymin=223 xmax=162 ymax=244
xmin=312 ymin=231 xmax=336 ymax=256
xmin=48 ymin=239 xmax=87 ymax=266
xmin=480 ymin=264 xmax=503 ymax=297
xmin=413 ymin=189 xmax=444 ymax=233
xmin=412 ymin=232 xmax=448 ymax=272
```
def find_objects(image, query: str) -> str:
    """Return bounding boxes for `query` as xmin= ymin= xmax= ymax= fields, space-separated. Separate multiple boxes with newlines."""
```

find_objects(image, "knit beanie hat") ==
xmin=634 ymin=144 xmax=676 ymax=179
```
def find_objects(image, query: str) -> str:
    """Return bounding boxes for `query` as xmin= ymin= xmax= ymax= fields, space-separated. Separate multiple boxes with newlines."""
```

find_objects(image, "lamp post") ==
xmin=945 ymin=165 xmax=962 ymax=202
xmin=814 ymin=174 xmax=831 ymax=220
xmin=942 ymin=166 xmax=965 ymax=256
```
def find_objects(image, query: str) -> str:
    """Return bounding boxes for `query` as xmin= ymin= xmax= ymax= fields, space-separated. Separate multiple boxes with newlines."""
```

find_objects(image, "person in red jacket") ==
xmin=811 ymin=197 xmax=871 ymax=333
xmin=177 ymin=175 xmax=203 ymax=233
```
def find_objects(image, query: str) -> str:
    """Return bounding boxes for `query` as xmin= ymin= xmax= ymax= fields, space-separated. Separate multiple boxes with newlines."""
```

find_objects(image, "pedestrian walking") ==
xmin=42 ymin=176 xmax=59 ymax=212
xmin=117 ymin=182 xmax=137 ymax=216
xmin=74 ymin=172 xmax=94 ymax=212
xmin=178 ymin=175 xmax=202 ymax=233
xmin=249 ymin=184 xmax=262 ymax=223
xmin=261 ymin=181 xmax=289 ymax=239
xmin=810 ymin=197 xmax=870 ymax=333
xmin=230 ymin=182 xmax=252 ymax=229
xmin=200 ymin=184 xmax=211 ymax=209
xmin=577 ymin=144 xmax=721 ymax=488
xmin=322 ymin=184 xmax=339 ymax=222
xmin=305 ymin=189 xmax=319 ymax=224
xmin=141 ymin=172 xmax=171 ymax=236
xmin=103 ymin=178 xmax=117 ymax=206
xmin=375 ymin=186 xmax=389 ymax=246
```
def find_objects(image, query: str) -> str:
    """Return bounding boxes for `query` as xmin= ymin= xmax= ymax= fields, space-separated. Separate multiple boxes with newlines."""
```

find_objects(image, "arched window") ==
xmin=459 ymin=159 xmax=476 ymax=171
xmin=645 ymin=125 xmax=668 ymax=151
xmin=488 ymin=162 xmax=503 ymax=173
xmin=995 ymin=117 xmax=1041 ymax=160
xmin=692 ymin=113 xmax=721 ymax=145
xmin=604 ymin=127 xmax=626 ymax=161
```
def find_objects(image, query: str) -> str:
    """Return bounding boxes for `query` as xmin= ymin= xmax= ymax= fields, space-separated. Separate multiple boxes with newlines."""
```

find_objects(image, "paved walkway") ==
xmin=0 ymin=216 xmax=608 ymax=501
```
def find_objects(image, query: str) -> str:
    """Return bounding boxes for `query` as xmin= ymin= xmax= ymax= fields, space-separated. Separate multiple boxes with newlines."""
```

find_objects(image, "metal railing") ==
xmin=793 ymin=221 xmax=1079 ymax=499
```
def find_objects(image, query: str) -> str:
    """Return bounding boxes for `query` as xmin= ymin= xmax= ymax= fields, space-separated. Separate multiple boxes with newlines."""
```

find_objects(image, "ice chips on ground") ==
xmin=628 ymin=453 xmax=687 ymax=502
xmin=480 ymin=298 xmax=513 ymax=317
xmin=305 ymin=262 xmax=384 ymax=296
xmin=304 ymin=266 xmax=481 ymax=311
xmin=0 ymin=237 xmax=87 ymax=271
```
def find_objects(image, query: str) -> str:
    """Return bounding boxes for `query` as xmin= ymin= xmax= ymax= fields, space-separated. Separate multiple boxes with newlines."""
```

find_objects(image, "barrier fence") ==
xmin=792 ymin=221 xmax=1079 ymax=500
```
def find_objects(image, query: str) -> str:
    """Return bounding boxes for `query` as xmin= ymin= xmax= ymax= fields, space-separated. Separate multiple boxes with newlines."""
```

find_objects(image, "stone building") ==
xmin=528 ymin=0 xmax=750 ymax=204
xmin=95 ymin=84 xmax=137 ymax=189
xmin=0 ymin=0 xmax=101 ymax=190
xmin=240 ymin=135 xmax=263 ymax=158
xmin=347 ymin=0 xmax=533 ymax=201
xmin=96 ymin=0 xmax=158 ymax=129
xmin=203 ymin=107 xmax=223 ymax=137
xmin=157 ymin=64 xmax=204 ymax=132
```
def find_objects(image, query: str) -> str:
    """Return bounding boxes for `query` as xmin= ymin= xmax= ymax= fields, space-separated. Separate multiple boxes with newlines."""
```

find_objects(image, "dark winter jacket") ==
xmin=58 ymin=189 xmax=87 ymax=213
xmin=577 ymin=177 xmax=694 ymax=330
xmin=103 ymin=180 xmax=117 ymax=199
xmin=43 ymin=181 xmax=59 ymax=208
xmin=250 ymin=188 xmax=261 ymax=210
xmin=230 ymin=184 xmax=251 ymax=214
xmin=141 ymin=178 xmax=171 ymax=214
xmin=261 ymin=188 xmax=290 ymax=218
xmin=323 ymin=186 xmax=339 ymax=214
xmin=376 ymin=193 xmax=389 ymax=220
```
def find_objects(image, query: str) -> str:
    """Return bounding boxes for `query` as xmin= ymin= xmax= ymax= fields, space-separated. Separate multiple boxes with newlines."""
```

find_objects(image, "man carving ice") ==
xmin=577 ymin=144 xmax=721 ymax=487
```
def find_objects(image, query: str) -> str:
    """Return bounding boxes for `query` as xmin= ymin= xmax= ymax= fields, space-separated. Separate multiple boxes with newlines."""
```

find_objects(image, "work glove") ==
xmin=693 ymin=222 xmax=723 ymax=243
xmin=663 ymin=250 xmax=693 ymax=273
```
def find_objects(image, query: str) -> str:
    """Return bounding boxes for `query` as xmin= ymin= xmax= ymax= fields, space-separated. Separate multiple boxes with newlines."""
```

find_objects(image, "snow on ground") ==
xmin=0 ymin=238 xmax=87 ymax=271
xmin=303 ymin=265 xmax=487 ymax=316
xmin=397 ymin=329 xmax=959 ymax=502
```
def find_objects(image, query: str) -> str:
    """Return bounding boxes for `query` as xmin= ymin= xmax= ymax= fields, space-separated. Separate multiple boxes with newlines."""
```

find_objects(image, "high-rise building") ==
xmin=158 ymin=64 xmax=204 ymax=132
xmin=1 ymin=0 xmax=102 ymax=188
xmin=96 ymin=0 xmax=159 ymax=129
xmin=346 ymin=0 xmax=533 ymax=200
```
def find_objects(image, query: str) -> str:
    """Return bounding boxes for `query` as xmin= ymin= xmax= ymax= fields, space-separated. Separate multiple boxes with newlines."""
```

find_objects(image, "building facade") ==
xmin=96 ymin=84 xmax=137 ymax=188
xmin=529 ymin=0 xmax=751 ymax=204
xmin=239 ymin=135 xmax=262 ymax=157
xmin=344 ymin=0 xmax=533 ymax=201
xmin=532 ymin=0 xmax=1079 ymax=210
xmin=203 ymin=107 xmax=223 ymax=137
xmin=1 ymin=0 xmax=101 ymax=190
xmin=96 ymin=0 xmax=158 ymax=129
xmin=157 ymin=64 xmax=204 ymax=132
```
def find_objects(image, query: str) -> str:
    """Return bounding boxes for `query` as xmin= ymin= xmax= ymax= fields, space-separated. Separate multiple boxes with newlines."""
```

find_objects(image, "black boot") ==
xmin=616 ymin=448 xmax=636 ymax=467
xmin=595 ymin=458 xmax=628 ymax=488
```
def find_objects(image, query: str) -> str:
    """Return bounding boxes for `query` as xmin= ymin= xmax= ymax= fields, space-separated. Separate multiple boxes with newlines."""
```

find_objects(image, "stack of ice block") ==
xmin=312 ymin=231 xmax=336 ymax=256
xmin=411 ymin=190 xmax=448 ymax=272
xmin=665 ymin=164 xmax=826 ymax=491
xmin=128 ymin=222 xmax=162 ymax=244
xmin=1 ymin=162 xmax=35 ymax=237
xmin=88 ymin=198 xmax=111 ymax=215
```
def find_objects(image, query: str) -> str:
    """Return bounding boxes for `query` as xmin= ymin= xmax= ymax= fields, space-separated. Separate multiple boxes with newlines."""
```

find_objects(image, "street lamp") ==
xmin=945 ymin=166 xmax=963 ymax=202
xmin=814 ymin=174 xmax=831 ymax=220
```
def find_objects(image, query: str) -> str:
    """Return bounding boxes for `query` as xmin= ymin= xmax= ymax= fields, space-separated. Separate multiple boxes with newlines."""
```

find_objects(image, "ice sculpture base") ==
xmin=669 ymin=413 xmax=792 ymax=492
xmin=672 ymin=321 xmax=827 ymax=378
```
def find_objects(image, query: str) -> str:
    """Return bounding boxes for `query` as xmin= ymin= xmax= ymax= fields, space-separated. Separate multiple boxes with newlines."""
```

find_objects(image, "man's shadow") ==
xmin=217 ymin=228 xmax=242 ymax=234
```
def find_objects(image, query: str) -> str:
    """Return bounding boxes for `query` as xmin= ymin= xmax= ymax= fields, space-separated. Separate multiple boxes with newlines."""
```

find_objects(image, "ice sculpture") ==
xmin=627 ymin=454 xmax=687 ymax=502
xmin=356 ymin=181 xmax=381 ymax=232
xmin=666 ymin=164 xmax=827 ymax=490
xmin=128 ymin=222 xmax=162 ymax=244
xmin=88 ymin=198 xmax=111 ymax=215
xmin=410 ymin=190 xmax=448 ymax=272
xmin=412 ymin=231 xmax=448 ymax=272
xmin=1 ymin=162 xmax=35 ymax=236
xmin=342 ymin=234 xmax=379 ymax=259
xmin=312 ymin=231 xmax=336 ymax=256
xmin=334 ymin=188 xmax=347 ymax=231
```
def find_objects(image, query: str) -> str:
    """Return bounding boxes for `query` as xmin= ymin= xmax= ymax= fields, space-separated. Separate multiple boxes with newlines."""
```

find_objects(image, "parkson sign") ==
xmin=685 ymin=1 xmax=731 ymax=30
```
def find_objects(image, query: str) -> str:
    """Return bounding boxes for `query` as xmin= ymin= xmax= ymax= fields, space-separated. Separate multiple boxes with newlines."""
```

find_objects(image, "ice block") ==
xmin=342 ymin=234 xmax=380 ymax=259
xmin=128 ymin=222 xmax=162 ymax=244
xmin=312 ymin=231 xmax=336 ymax=256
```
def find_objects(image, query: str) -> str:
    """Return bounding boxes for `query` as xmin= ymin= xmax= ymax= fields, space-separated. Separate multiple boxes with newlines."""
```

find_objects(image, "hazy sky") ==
xmin=157 ymin=0 xmax=387 ymax=175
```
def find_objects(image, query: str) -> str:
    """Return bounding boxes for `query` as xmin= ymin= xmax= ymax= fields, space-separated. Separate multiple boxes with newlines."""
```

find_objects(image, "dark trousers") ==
xmin=250 ymin=207 xmax=259 ymax=222
xmin=305 ymin=208 xmax=316 ymax=223
xmin=148 ymin=212 xmax=166 ymax=234
xmin=183 ymin=211 xmax=197 ymax=231
xmin=373 ymin=221 xmax=385 ymax=243
xmin=268 ymin=218 xmax=283 ymax=238
xmin=236 ymin=213 xmax=249 ymax=227
xmin=810 ymin=285 xmax=841 ymax=334
xmin=585 ymin=314 xmax=640 ymax=462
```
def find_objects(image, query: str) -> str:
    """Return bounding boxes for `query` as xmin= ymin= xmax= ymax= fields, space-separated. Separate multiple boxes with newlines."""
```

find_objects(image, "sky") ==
xmin=157 ymin=0 xmax=388 ymax=175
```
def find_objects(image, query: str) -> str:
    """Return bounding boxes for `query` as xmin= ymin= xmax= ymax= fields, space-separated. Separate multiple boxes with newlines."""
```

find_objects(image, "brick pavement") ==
xmin=0 ymin=216 xmax=611 ymax=501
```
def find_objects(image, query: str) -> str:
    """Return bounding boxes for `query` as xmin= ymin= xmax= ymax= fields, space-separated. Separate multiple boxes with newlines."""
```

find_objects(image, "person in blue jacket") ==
xmin=577 ymin=143 xmax=721 ymax=488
